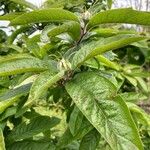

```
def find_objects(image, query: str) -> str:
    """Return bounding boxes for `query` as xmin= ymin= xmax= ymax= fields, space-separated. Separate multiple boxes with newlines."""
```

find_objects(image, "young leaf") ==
xmin=135 ymin=77 xmax=149 ymax=93
xmin=79 ymin=129 xmax=100 ymax=150
xmin=0 ymin=84 xmax=31 ymax=114
xmin=88 ymin=8 xmax=150 ymax=29
xmin=0 ymin=106 xmax=17 ymax=121
xmin=7 ymin=116 xmax=60 ymax=141
xmin=119 ymin=92 xmax=147 ymax=103
xmin=16 ymin=70 xmax=64 ymax=117
xmin=123 ymin=74 xmax=137 ymax=87
xmin=3 ymin=44 xmax=24 ymax=53
xmin=10 ymin=0 xmax=38 ymax=10
xmin=0 ymin=54 xmax=48 ymax=76
xmin=127 ymin=102 xmax=150 ymax=127
xmin=93 ymin=28 xmax=137 ymax=37
xmin=72 ymin=34 xmax=146 ymax=68
xmin=7 ymin=140 xmax=55 ymax=150
xmin=26 ymin=35 xmax=41 ymax=58
xmin=7 ymin=25 xmax=30 ymax=44
xmin=95 ymin=55 xmax=122 ymax=71
xmin=26 ymin=70 xmax=64 ymax=106
xmin=66 ymin=72 xmax=143 ymax=150
xmin=47 ymin=21 xmax=81 ymax=41
xmin=10 ymin=8 xmax=79 ymax=25
xmin=0 ymin=129 xmax=5 ymax=150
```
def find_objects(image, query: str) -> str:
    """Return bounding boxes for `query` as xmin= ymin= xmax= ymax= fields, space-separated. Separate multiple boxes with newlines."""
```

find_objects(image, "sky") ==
xmin=26 ymin=0 xmax=45 ymax=8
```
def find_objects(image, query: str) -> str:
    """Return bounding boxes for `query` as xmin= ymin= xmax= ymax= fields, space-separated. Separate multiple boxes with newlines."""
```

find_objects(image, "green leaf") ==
xmin=3 ymin=44 xmax=24 ymax=53
xmin=26 ymin=70 xmax=64 ymax=106
xmin=10 ymin=0 xmax=38 ymax=10
xmin=88 ymin=8 xmax=150 ymax=29
xmin=0 ymin=106 xmax=17 ymax=121
xmin=7 ymin=140 xmax=55 ymax=150
xmin=72 ymin=34 xmax=146 ymax=68
xmin=0 ymin=128 xmax=5 ymax=150
xmin=93 ymin=28 xmax=137 ymax=37
xmin=119 ymin=92 xmax=147 ymax=103
xmin=47 ymin=21 xmax=81 ymax=41
xmin=7 ymin=116 xmax=60 ymax=141
xmin=0 ymin=54 xmax=48 ymax=76
xmin=57 ymin=118 xmax=93 ymax=149
xmin=0 ymin=12 xmax=24 ymax=21
xmin=123 ymin=74 xmax=137 ymax=87
xmin=69 ymin=106 xmax=84 ymax=136
xmin=0 ymin=84 xmax=31 ymax=114
xmin=17 ymin=70 xmax=64 ymax=117
xmin=127 ymin=102 xmax=150 ymax=127
xmin=10 ymin=8 xmax=79 ymax=25
xmin=26 ymin=35 xmax=41 ymax=58
xmin=107 ymin=0 xmax=112 ymax=9
xmin=66 ymin=72 xmax=143 ymax=150
xmin=95 ymin=55 xmax=122 ymax=71
xmin=79 ymin=129 xmax=100 ymax=150
xmin=135 ymin=77 xmax=149 ymax=93
xmin=129 ymin=71 xmax=150 ymax=78
xmin=0 ymin=54 xmax=33 ymax=63
xmin=7 ymin=25 xmax=30 ymax=44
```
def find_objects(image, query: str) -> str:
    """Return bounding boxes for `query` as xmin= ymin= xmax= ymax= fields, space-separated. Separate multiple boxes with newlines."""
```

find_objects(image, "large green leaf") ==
xmin=0 ymin=54 xmax=48 ymax=76
xmin=0 ymin=84 xmax=31 ymax=114
xmin=0 ymin=129 xmax=5 ymax=150
xmin=10 ymin=0 xmax=38 ymax=10
xmin=47 ymin=21 xmax=81 ymax=41
xmin=79 ymin=129 xmax=100 ymax=150
xmin=66 ymin=72 xmax=143 ymax=150
xmin=87 ymin=8 xmax=150 ymax=29
xmin=7 ymin=140 xmax=55 ymax=150
xmin=7 ymin=116 xmax=60 ymax=141
xmin=10 ymin=8 xmax=79 ymax=25
xmin=72 ymin=34 xmax=146 ymax=68
xmin=0 ymin=12 xmax=24 ymax=21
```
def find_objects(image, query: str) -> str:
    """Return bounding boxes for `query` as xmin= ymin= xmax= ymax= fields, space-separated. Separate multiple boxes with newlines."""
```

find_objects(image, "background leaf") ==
xmin=7 ymin=116 xmax=60 ymax=142
xmin=88 ymin=8 xmax=150 ymax=29
xmin=10 ymin=8 xmax=79 ymax=25
xmin=0 ymin=129 xmax=5 ymax=150
xmin=0 ymin=84 xmax=31 ymax=113
xmin=79 ymin=129 xmax=100 ymax=150
xmin=7 ymin=140 xmax=55 ymax=150
xmin=69 ymin=106 xmax=84 ymax=136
